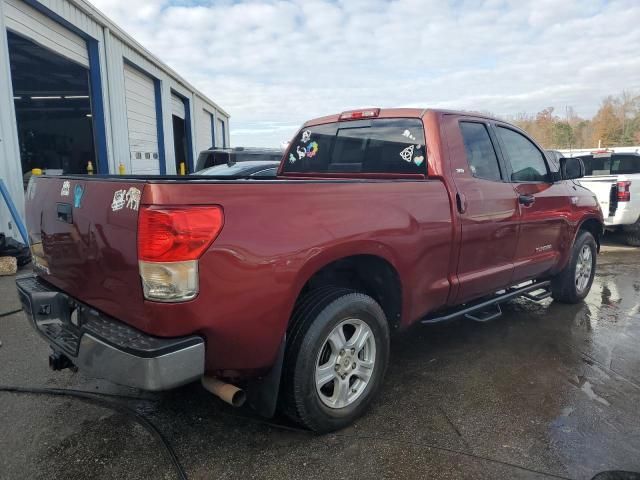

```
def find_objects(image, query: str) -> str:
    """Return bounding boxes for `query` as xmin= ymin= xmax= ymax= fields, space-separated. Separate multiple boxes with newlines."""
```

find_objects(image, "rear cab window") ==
xmin=579 ymin=153 xmax=640 ymax=176
xmin=459 ymin=122 xmax=502 ymax=181
xmin=282 ymin=118 xmax=427 ymax=175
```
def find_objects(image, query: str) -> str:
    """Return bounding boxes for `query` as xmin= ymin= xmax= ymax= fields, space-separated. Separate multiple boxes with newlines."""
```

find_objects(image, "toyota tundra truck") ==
xmin=17 ymin=108 xmax=603 ymax=432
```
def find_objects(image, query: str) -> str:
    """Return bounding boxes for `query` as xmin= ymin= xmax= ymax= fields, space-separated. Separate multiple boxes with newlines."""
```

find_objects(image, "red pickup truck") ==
xmin=17 ymin=108 xmax=603 ymax=432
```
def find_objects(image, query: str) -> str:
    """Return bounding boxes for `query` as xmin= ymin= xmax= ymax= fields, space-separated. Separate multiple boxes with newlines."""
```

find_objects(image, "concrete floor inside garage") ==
xmin=0 ymin=238 xmax=639 ymax=480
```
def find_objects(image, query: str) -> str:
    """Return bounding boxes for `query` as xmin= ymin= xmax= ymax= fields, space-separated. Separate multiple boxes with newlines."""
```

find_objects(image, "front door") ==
xmin=443 ymin=115 xmax=520 ymax=304
xmin=493 ymin=125 xmax=571 ymax=283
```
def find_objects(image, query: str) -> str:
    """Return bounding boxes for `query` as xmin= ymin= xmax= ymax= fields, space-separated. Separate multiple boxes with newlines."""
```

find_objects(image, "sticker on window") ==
xmin=402 ymin=129 xmax=416 ymax=141
xmin=301 ymin=130 xmax=311 ymax=143
xmin=399 ymin=145 xmax=415 ymax=162
xmin=305 ymin=141 xmax=319 ymax=158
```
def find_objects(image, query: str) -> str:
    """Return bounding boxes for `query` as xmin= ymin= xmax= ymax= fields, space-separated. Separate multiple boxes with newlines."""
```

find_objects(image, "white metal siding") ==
xmin=197 ymin=109 xmax=213 ymax=152
xmin=3 ymin=0 xmax=89 ymax=67
xmin=171 ymin=93 xmax=185 ymax=119
xmin=123 ymin=63 xmax=159 ymax=174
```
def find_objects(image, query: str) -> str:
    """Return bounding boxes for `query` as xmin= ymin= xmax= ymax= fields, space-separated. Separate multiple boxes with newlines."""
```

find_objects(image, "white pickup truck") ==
xmin=564 ymin=150 xmax=640 ymax=246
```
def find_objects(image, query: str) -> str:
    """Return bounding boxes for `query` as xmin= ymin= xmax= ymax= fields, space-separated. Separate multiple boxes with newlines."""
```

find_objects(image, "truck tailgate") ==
xmin=27 ymin=176 xmax=144 ymax=318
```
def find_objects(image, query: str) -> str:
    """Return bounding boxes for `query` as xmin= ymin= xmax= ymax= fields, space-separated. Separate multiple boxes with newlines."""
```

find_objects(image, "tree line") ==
xmin=507 ymin=91 xmax=640 ymax=149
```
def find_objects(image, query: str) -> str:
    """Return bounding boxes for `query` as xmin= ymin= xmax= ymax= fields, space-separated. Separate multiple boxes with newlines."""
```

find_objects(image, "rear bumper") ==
xmin=16 ymin=275 xmax=205 ymax=391
xmin=606 ymin=203 xmax=640 ymax=227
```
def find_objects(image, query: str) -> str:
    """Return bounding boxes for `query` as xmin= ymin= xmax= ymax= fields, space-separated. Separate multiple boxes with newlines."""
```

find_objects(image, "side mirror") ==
xmin=560 ymin=157 xmax=585 ymax=180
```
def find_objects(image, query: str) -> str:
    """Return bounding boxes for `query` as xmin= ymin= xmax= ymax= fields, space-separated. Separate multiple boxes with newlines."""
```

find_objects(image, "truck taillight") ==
xmin=137 ymin=206 xmax=224 ymax=302
xmin=339 ymin=108 xmax=380 ymax=121
xmin=617 ymin=181 xmax=631 ymax=202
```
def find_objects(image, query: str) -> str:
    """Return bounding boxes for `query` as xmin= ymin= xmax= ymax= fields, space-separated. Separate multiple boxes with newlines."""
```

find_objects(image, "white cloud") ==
xmin=89 ymin=0 xmax=640 ymax=147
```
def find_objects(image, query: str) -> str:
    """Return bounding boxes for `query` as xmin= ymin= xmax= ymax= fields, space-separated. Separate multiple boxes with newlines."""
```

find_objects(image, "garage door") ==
xmin=4 ymin=0 xmax=89 ymax=67
xmin=171 ymin=94 xmax=185 ymax=119
xmin=123 ymin=64 xmax=160 ymax=174
xmin=197 ymin=109 xmax=214 ymax=152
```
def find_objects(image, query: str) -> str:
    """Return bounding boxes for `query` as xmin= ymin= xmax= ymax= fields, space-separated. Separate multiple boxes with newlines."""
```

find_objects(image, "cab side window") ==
xmin=459 ymin=122 xmax=502 ymax=181
xmin=496 ymin=127 xmax=549 ymax=182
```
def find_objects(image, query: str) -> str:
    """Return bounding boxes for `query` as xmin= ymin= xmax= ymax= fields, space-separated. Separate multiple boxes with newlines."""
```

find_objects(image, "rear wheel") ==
xmin=280 ymin=287 xmax=390 ymax=432
xmin=551 ymin=230 xmax=597 ymax=303
xmin=623 ymin=221 xmax=640 ymax=247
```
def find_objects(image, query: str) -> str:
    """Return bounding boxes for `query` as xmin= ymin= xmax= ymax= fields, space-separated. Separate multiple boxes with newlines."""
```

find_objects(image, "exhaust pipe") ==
xmin=201 ymin=376 xmax=246 ymax=407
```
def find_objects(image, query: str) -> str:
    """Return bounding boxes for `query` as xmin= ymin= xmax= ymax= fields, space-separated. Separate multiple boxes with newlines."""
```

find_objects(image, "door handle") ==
xmin=456 ymin=192 xmax=467 ymax=214
xmin=518 ymin=194 xmax=535 ymax=207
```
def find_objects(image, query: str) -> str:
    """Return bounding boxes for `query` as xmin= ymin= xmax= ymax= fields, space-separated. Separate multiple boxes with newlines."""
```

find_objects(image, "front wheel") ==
xmin=551 ymin=230 xmax=597 ymax=303
xmin=280 ymin=288 xmax=390 ymax=432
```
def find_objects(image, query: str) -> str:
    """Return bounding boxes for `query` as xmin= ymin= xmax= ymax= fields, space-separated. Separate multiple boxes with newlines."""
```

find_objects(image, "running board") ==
xmin=421 ymin=280 xmax=551 ymax=325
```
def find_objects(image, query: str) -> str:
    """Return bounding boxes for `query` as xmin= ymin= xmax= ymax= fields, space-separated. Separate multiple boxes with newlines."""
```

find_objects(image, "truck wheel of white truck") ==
xmin=280 ymin=287 xmax=390 ymax=432
xmin=551 ymin=230 xmax=597 ymax=304
xmin=623 ymin=222 xmax=640 ymax=247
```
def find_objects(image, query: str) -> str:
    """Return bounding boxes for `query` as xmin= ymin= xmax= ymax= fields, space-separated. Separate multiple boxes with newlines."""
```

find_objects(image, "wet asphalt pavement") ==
xmin=1 ymin=240 xmax=639 ymax=479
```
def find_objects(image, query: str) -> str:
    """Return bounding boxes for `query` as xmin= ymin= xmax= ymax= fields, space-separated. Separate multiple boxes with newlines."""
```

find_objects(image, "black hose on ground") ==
xmin=0 ymin=385 xmax=188 ymax=480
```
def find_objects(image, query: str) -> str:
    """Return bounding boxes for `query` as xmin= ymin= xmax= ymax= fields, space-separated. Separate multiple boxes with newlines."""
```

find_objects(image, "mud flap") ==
xmin=244 ymin=335 xmax=286 ymax=418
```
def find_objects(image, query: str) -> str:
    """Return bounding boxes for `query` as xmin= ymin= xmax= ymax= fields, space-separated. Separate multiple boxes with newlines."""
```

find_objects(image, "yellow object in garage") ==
xmin=118 ymin=163 xmax=126 ymax=175
xmin=180 ymin=162 xmax=186 ymax=176
xmin=31 ymin=168 xmax=43 ymax=176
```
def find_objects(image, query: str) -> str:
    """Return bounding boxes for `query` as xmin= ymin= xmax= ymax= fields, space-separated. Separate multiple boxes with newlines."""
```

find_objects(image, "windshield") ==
xmin=282 ymin=118 xmax=427 ymax=174
xmin=579 ymin=154 xmax=640 ymax=176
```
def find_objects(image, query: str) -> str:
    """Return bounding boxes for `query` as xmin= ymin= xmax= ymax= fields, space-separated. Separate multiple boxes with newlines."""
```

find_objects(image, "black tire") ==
xmin=624 ymin=229 xmax=640 ymax=247
xmin=551 ymin=230 xmax=597 ymax=303
xmin=280 ymin=287 xmax=390 ymax=432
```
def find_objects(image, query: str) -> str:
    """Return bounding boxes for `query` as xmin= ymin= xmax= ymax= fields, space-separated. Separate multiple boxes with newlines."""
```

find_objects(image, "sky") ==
xmin=89 ymin=0 xmax=640 ymax=148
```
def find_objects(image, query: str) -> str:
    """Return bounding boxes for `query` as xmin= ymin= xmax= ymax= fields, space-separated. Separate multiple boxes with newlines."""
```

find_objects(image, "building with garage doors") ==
xmin=0 ymin=0 xmax=229 ymax=242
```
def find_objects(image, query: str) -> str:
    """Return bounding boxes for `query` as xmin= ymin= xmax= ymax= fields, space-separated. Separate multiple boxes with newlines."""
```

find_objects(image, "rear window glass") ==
xmin=282 ymin=118 xmax=427 ymax=174
xmin=579 ymin=154 xmax=640 ymax=176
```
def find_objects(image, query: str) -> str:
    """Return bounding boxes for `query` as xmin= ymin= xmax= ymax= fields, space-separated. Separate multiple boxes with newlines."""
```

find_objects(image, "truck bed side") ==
xmin=27 ymin=177 xmax=453 ymax=372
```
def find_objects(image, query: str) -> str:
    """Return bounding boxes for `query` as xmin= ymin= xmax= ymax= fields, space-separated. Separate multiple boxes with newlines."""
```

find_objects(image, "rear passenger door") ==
xmin=443 ymin=116 xmax=520 ymax=304
xmin=493 ymin=125 xmax=571 ymax=283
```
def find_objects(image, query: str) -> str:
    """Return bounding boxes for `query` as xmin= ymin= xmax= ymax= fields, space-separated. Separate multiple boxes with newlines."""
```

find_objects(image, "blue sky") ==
xmin=90 ymin=0 xmax=640 ymax=148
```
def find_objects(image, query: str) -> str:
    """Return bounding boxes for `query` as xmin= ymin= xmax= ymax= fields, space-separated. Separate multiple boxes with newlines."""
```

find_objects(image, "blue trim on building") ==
xmin=171 ymin=90 xmax=194 ymax=172
xmin=22 ymin=1 xmax=109 ymax=173
xmin=21 ymin=0 xmax=98 ymax=40
xmin=219 ymin=118 xmax=226 ymax=148
xmin=87 ymin=41 xmax=108 ymax=174
xmin=210 ymin=112 xmax=216 ymax=148
xmin=154 ymin=80 xmax=167 ymax=175
xmin=184 ymin=97 xmax=194 ymax=172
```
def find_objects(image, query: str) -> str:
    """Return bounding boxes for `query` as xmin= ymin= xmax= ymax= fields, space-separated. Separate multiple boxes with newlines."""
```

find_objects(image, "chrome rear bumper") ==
xmin=16 ymin=275 xmax=204 ymax=391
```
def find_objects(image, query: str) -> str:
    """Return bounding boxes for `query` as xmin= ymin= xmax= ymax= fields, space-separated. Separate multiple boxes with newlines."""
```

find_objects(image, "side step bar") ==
xmin=421 ymin=280 xmax=551 ymax=325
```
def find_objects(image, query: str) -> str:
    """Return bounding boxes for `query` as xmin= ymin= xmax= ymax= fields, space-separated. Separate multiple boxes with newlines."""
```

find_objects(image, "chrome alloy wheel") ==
xmin=315 ymin=319 xmax=376 ymax=409
xmin=575 ymin=244 xmax=593 ymax=294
